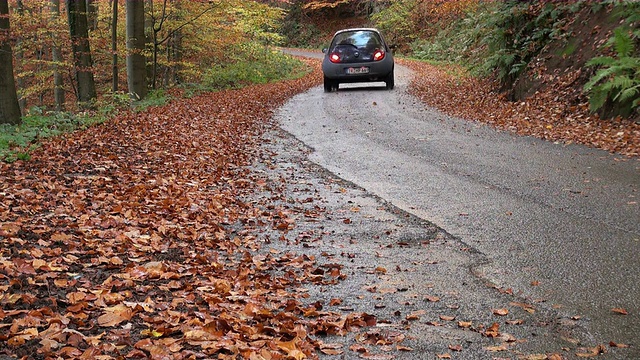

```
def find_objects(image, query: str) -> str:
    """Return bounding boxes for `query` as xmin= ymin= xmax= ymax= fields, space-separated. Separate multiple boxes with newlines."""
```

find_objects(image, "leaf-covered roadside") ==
xmin=0 ymin=60 xmax=384 ymax=359
xmin=401 ymin=59 xmax=640 ymax=158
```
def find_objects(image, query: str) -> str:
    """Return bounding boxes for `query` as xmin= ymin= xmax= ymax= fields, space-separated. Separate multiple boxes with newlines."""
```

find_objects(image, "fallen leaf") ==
xmin=611 ymin=308 xmax=628 ymax=315
xmin=485 ymin=344 xmax=508 ymax=352
xmin=457 ymin=321 xmax=472 ymax=328
xmin=98 ymin=304 xmax=133 ymax=327
xmin=609 ymin=341 xmax=630 ymax=348
xmin=492 ymin=308 xmax=509 ymax=316
xmin=484 ymin=322 xmax=500 ymax=337
xmin=522 ymin=355 xmax=550 ymax=360
xmin=406 ymin=310 xmax=426 ymax=321
xmin=576 ymin=344 xmax=607 ymax=357
xmin=510 ymin=301 xmax=535 ymax=313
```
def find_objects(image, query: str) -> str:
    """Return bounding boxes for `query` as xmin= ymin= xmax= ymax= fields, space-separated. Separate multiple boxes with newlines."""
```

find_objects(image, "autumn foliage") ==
xmin=6 ymin=0 xmax=286 ymax=111
xmin=401 ymin=59 xmax=640 ymax=157
xmin=0 ymin=62 xmax=407 ymax=359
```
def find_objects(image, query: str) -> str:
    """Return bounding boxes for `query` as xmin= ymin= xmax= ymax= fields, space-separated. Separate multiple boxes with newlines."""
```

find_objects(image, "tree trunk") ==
xmin=111 ymin=0 xmax=118 ymax=92
xmin=167 ymin=29 xmax=183 ymax=86
xmin=0 ymin=0 xmax=21 ymax=125
xmin=87 ymin=0 xmax=98 ymax=31
xmin=51 ymin=0 xmax=65 ymax=111
xmin=145 ymin=0 xmax=153 ymax=90
xmin=15 ymin=0 xmax=25 ymax=113
xmin=67 ymin=0 xmax=97 ymax=105
xmin=126 ymin=0 xmax=147 ymax=100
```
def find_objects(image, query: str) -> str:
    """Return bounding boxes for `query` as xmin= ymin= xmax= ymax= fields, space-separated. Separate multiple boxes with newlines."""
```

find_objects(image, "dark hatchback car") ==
xmin=322 ymin=28 xmax=394 ymax=92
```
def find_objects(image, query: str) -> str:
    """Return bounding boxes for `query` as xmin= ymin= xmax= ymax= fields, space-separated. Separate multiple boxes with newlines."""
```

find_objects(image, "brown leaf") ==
xmin=329 ymin=298 xmax=343 ymax=306
xmin=424 ymin=295 xmax=440 ymax=302
xmin=510 ymin=301 xmax=535 ymax=313
xmin=457 ymin=321 xmax=472 ymax=328
xmin=98 ymin=304 xmax=133 ymax=327
xmin=484 ymin=322 xmax=500 ymax=338
xmin=576 ymin=344 xmax=607 ymax=357
xmin=374 ymin=266 xmax=387 ymax=274
xmin=406 ymin=310 xmax=426 ymax=321
xmin=492 ymin=308 xmax=509 ymax=316
xmin=485 ymin=344 xmax=508 ymax=352
xmin=609 ymin=341 xmax=630 ymax=348
xmin=611 ymin=308 xmax=628 ymax=315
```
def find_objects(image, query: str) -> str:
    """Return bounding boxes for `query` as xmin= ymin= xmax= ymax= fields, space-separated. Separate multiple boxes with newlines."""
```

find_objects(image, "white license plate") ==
xmin=346 ymin=66 xmax=369 ymax=75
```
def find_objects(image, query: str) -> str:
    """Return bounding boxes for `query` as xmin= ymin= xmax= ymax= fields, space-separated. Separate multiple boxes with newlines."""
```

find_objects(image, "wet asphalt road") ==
xmin=277 ymin=51 xmax=640 ymax=353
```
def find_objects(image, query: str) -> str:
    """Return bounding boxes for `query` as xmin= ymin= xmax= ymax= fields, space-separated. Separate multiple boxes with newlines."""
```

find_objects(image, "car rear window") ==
xmin=331 ymin=30 xmax=383 ymax=50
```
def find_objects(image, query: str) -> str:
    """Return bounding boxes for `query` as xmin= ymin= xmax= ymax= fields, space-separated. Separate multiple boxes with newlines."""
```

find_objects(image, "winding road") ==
xmin=277 ymin=51 xmax=640 ymax=352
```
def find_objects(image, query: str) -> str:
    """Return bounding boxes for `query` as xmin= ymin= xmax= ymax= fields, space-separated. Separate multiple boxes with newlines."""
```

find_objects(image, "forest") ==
xmin=0 ymin=0 xmax=292 ymax=124
xmin=0 ymin=0 xmax=639 ymax=159
xmin=0 ymin=1 xmax=639 ymax=359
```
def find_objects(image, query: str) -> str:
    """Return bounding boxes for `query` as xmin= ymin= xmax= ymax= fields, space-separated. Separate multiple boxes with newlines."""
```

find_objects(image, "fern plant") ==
xmin=584 ymin=27 xmax=640 ymax=116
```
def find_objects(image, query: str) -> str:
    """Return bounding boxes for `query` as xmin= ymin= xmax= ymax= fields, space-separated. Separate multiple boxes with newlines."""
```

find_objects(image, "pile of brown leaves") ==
xmin=0 ymin=61 xmax=387 ymax=359
xmin=1 ymin=55 xmax=637 ymax=360
xmin=401 ymin=59 xmax=640 ymax=158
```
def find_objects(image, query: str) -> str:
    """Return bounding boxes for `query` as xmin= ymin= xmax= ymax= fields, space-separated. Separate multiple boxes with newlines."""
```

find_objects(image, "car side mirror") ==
xmin=322 ymin=48 xmax=328 ymax=53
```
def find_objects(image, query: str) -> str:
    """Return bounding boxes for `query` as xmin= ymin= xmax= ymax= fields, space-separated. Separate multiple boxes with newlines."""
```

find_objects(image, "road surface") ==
xmin=276 ymin=51 xmax=640 ymax=354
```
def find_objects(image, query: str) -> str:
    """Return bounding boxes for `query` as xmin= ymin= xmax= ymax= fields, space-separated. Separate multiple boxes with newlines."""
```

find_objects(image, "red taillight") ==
xmin=373 ymin=50 xmax=385 ymax=61
xmin=329 ymin=53 xmax=341 ymax=63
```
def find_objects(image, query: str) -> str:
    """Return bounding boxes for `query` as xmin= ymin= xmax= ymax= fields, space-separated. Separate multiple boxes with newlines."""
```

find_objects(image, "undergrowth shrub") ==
xmin=409 ymin=1 xmax=497 ymax=72
xmin=479 ymin=1 xmax=580 ymax=86
xmin=0 ymin=110 xmax=91 ymax=162
xmin=408 ymin=1 xmax=587 ymax=84
xmin=584 ymin=2 xmax=640 ymax=118
xmin=371 ymin=0 xmax=420 ymax=49
xmin=0 ymin=89 xmax=171 ymax=162
xmin=203 ymin=42 xmax=307 ymax=90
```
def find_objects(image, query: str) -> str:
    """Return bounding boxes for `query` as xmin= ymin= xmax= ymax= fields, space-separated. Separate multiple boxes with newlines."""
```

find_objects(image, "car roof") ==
xmin=333 ymin=28 xmax=383 ymax=36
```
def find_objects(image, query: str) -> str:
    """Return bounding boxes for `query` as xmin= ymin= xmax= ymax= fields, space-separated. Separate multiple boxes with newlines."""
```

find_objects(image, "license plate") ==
xmin=346 ymin=66 xmax=369 ymax=75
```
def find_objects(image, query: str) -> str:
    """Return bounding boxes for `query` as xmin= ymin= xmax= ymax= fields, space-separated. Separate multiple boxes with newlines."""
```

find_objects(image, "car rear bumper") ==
xmin=322 ymin=58 xmax=393 ymax=81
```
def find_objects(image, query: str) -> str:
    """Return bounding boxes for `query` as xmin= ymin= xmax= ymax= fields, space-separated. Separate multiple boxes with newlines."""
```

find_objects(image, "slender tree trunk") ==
xmin=111 ymin=0 xmax=118 ymax=92
xmin=0 ymin=0 xmax=21 ymax=125
xmin=152 ymin=29 xmax=158 ymax=89
xmin=87 ymin=0 xmax=98 ymax=31
xmin=37 ymin=46 xmax=44 ymax=105
xmin=51 ymin=0 xmax=65 ymax=111
xmin=126 ymin=0 xmax=147 ymax=100
xmin=145 ymin=0 xmax=153 ymax=90
xmin=67 ymin=0 xmax=97 ymax=105
xmin=15 ymin=0 xmax=25 ymax=113
xmin=167 ymin=28 xmax=182 ymax=86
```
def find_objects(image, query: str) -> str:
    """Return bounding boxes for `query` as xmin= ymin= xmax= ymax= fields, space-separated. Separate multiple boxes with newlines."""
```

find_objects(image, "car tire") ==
xmin=385 ymin=70 xmax=394 ymax=90
xmin=324 ymin=77 xmax=335 ymax=92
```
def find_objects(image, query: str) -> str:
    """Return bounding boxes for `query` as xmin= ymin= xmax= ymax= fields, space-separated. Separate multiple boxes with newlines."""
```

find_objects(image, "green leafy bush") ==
xmin=409 ymin=1 xmax=582 ymax=85
xmin=371 ymin=0 xmax=420 ymax=48
xmin=584 ymin=27 xmax=640 ymax=117
xmin=410 ymin=1 xmax=497 ymax=71
xmin=202 ymin=42 xmax=308 ymax=90
xmin=479 ymin=1 xmax=578 ymax=86
xmin=0 ymin=90 xmax=170 ymax=162
xmin=0 ymin=109 xmax=92 ymax=162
